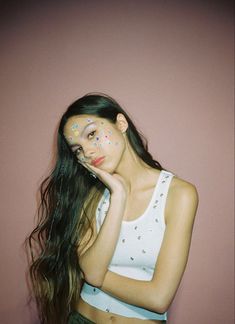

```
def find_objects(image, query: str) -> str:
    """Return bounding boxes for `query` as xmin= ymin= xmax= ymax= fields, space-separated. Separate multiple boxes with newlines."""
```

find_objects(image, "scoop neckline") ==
xmin=122 ymin=169 xmax=164 ymax=225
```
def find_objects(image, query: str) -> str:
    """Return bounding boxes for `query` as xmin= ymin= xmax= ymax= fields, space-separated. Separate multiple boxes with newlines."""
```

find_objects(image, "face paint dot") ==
xmin=71 ymin=123 xmax=79 ymax=131
xmin=87 ymin=118 xmax=93 ymax=123
xmin=101 ymin=121 xmax=104 ymax=125
xmin=74 ymin=130 xmax=79 ymax=136
xmin=68 ymin=136 xmax=73 ymax=142
xmin=96 ymin=137 xmax=99 ymax=140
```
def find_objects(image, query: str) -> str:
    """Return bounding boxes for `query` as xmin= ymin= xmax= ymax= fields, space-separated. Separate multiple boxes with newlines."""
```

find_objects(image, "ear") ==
xmin=116 ymin=113 xmax=128 ymax=133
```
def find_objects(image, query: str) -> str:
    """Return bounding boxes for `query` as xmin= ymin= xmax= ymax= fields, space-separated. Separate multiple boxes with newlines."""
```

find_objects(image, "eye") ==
xmin=88 ymin=130 xmax=96 ymax=139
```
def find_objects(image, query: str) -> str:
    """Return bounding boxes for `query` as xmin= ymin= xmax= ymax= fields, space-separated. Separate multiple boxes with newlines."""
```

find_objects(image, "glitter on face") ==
xmin=71 ymin=123 xmax=79 ymax=131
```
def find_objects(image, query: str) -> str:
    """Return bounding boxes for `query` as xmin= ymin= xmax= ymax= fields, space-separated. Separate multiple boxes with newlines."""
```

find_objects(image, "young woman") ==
xmin=27 ymin=93 xmax=199 ymax=324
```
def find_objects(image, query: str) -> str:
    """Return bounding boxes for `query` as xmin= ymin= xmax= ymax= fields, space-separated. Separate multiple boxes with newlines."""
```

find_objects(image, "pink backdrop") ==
xmin=0 ymin=1 xmax=234 ymax=323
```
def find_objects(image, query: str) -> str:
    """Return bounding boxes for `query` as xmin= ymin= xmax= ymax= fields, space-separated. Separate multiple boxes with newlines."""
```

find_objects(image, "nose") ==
xmin=82 ymin=142 xmax=97 ymax=160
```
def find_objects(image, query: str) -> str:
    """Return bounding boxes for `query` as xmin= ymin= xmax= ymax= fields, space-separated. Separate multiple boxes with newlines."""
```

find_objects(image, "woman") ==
xmin=27 ymin=93 xmax=199 ymax=324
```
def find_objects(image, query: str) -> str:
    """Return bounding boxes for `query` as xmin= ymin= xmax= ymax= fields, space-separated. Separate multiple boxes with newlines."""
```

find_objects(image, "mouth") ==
xmin=91 ymin=156 xmax=105 ymax=167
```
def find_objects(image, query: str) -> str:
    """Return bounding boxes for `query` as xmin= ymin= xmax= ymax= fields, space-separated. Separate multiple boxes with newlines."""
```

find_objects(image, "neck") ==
xmin=115 ymin=138 xmax=156 ymax=194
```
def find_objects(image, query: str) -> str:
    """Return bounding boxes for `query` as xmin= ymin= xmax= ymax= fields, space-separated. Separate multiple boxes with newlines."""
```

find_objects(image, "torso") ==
xmin=77 ymin=298 xmax=166 ymax=323
xmin=76 ymin=168 xmax=183 ymax=323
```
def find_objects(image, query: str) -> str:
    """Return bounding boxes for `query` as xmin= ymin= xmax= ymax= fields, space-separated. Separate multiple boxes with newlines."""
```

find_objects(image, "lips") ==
xmin=91 ymin=156 xmax=105 ymax=167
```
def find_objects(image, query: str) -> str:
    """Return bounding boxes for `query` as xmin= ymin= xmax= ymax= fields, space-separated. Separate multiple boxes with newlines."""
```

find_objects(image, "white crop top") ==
xmin=81 ymin=170 xmax=175 ymax=321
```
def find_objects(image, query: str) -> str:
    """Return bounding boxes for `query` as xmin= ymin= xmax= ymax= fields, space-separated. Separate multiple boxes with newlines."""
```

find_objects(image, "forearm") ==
xmin=79 ymin=192 xmax=126 ymax=286
xmin=101 ymin=271 xmax=165 ymax=313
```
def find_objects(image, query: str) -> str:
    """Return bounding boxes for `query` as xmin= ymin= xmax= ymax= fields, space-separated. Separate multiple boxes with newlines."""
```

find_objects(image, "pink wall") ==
xmin=0 ymin=1 xmax=234 ymax=323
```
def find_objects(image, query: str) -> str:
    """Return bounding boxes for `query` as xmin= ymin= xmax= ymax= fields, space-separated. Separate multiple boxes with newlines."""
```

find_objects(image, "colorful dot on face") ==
xmin=87 ymin=118 xmax=93 ymax=123
xmin=74 ymin=130 xmax=79 ymax=136
xmin=68 ymin=136 xmax=73 ymax=142
xmin=96 ymin=137 xmax=99 ymax=141
xmin=71 ymin=123 xmax=79 ymax=131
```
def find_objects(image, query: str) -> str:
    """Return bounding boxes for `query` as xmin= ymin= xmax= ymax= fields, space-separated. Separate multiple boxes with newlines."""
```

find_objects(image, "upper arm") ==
xmin=77 ymin=219 xmax=97 ymax=257
xmin=151 ymin=179 xmax=199 ymax=311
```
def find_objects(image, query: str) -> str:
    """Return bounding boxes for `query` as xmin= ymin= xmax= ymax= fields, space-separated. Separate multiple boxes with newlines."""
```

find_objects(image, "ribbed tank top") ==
xmin=81 ymin=170 xmax=175 ymax=320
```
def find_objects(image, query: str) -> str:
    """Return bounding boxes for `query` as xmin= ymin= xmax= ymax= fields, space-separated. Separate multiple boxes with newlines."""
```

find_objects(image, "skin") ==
xmin=63 ymin=114 xmax=199 ymax=324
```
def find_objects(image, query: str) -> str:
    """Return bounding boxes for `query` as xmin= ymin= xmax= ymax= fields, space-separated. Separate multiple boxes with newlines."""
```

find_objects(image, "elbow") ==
xmin=149 ymin=294 xmax=171 ymax=314
xmin=151 ymin=301 xmax=169 ymax=315
xmin=155 ymin=303 xmax=169 ymax=315
xmin=82 ymin=270 xmax=106 ymax=288
xmin=84 ymin=275 xmax=103 ymax=288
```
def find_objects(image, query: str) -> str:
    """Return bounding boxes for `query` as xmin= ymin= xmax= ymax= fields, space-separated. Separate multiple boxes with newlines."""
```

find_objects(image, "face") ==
xmin=63 ymin=114 xmax=127 ymax=173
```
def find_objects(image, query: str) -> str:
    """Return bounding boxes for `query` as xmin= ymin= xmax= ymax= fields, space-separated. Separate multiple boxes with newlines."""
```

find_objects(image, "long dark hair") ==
xmin=26 ymin=93 xmax=165 ymax=323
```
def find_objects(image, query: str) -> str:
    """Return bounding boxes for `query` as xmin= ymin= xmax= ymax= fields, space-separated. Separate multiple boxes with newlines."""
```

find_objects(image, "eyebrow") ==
xmin=69 ymin=121 xmax=96 ymax=149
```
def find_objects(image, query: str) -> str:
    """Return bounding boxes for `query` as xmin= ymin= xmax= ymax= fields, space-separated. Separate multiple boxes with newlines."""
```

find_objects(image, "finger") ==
xmin=77 ymin=158 xmax=98 ymax=178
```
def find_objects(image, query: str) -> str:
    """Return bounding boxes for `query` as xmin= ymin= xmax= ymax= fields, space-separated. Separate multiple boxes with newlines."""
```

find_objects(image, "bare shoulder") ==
xmin=165 ymin=174 xmax=199 ymax=224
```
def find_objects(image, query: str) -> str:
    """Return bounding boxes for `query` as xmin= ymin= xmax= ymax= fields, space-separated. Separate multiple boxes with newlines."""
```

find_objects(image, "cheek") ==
xmin=97 ymin=129 xmax=122 ymax=148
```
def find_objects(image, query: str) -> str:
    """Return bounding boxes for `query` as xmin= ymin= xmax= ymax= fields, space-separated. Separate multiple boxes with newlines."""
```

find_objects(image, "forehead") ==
xmin=64 ymin=115 xmax=97 ymax=130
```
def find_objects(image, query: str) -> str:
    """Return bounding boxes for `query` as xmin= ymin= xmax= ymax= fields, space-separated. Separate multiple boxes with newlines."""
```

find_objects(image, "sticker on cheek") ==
xmin=74 ymin=130 xmax=79 ymax=136
xmin=86 ymin=118 xmax=93 ymax=123
xmin=71 ymin=123 xmax=79 ymax=131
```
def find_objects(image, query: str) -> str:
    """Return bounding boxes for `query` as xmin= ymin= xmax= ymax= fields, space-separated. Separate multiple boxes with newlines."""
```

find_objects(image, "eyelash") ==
xmin=88 ymin=130 xmax=96 ymax=139
xmin=74 ymin=130 xmax=96 ymax=155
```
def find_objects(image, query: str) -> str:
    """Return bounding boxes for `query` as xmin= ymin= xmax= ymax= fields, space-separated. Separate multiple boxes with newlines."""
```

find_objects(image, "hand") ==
xmin=77 ymin=159 xmax=127 ymax=197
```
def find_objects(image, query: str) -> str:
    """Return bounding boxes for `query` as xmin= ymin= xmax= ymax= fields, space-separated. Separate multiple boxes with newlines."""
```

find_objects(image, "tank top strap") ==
xmin=149 ymin=170 xmax=174 ymax=228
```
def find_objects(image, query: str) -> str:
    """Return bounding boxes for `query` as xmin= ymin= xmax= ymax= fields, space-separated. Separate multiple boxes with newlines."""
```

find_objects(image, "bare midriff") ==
xmin=76 ymin=298 xmax=166 ymax=324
